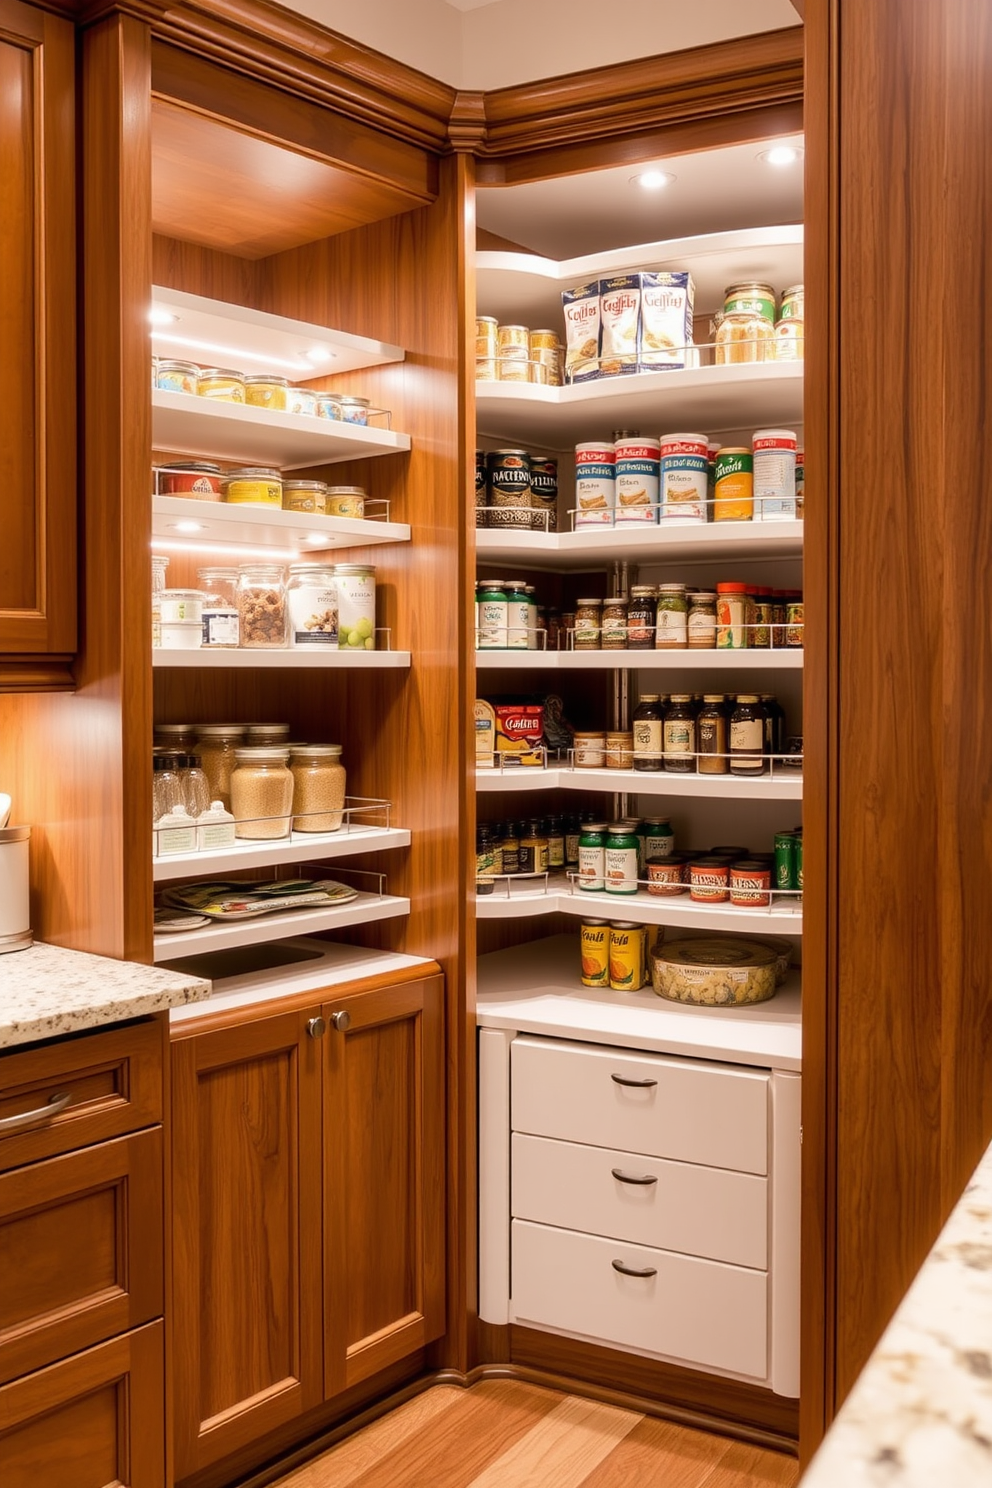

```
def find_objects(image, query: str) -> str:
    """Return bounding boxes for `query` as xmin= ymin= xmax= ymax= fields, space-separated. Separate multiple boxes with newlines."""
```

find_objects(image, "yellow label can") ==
xmin=609 ymin=922 xmax=646 ymax=990
xmin=714 ymin=447 xmax=754 ymax=521
xmin=580 ymin=919 xmax=610 ymax=987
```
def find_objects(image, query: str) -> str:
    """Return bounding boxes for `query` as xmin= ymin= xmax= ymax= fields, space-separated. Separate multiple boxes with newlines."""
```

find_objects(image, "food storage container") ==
xmin=222 ymin=467 xmax=283 ymax=507
xmin=230 ymin=747 xmax=293 ymax=839
xmin=650 ymin=938 xmax=778 ymax=1006
xmin=338 ymin=395 xmax=370 ymax=425
xmin=288 ymin=387 xmax=318 ymax=416
xmin=290 ymin=744 xmax=346 ymax=831
xmin=159 ymin=589 xmax=203 ymax=625
xmin=197 ymin=367 xmax=245 ymax=401
xmin=237 ymin=564 xmax=288 ymax=648
xmin=324 ymin=486 xmax=365 ymax=519
xmin=335 ymin=564 xmax=375 ymax=649
xmin=282 ymin=480 xmax=327 ymax=514
xmin=196 ymin=568 xmax=239 ymax=648
xmin=244 ymin=374 xmax=288 ymax=410
xmin=159 ymin=462 xmax=223 ymax=499
xmin=194 ymin=725 xmax=246 ymax=808
xmin=287 ymin=563 xmax=337 ymax=647
xmin=156 ymin=360 xmax=199 ymax=394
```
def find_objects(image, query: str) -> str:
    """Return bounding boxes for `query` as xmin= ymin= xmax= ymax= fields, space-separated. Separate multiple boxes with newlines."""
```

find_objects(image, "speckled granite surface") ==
xmin=0 ymin=940 xmax=210 ymax=1048
xmin=802 ymin=1138 xmax=992 ymax=1486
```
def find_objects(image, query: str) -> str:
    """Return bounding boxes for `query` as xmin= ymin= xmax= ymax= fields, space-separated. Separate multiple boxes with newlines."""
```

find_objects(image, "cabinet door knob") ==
xmin=330 ymin=1010 xmax=351 ymax=1032
xmin=611 ymin=1168 xmax=658 ymax=1186
xmin=611 ymin=1259 xmax=657 ymax=1279
xmin=610 ymin=1073 xmax=658 ymax=1089
xmin=307 ymin=1017 xmax=327 ymax=1040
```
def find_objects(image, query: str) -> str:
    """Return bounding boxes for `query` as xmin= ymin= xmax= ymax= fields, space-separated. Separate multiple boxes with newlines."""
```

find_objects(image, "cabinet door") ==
xmin=0 ymin=1320 xmax=164 ymax=1488
xmin=0 ymin=0 xmax=75 ymax=671
xmin=171 ymin=1011 xmax=323 ymax=1478
xmin=322 ymin=976 xmax=445 ymax=1396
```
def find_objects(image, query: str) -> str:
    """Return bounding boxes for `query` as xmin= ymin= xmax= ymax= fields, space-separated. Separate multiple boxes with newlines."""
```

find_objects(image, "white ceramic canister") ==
xmin=614 ymin=437 xmax=661 ymax=525
xmin=574 ymin=441 xmax=616 ymax=527
xmin=753 ymin=428 xmax=798 ymax=519
xmin=0 ymin=826 xmax=31 ymax=951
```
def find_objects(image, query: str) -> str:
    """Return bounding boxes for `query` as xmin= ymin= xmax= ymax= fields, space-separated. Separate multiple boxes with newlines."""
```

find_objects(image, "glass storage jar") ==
xmin=196 ymin=567 xmax=239 ymax=648
xmin=687 ymin=591 xmax=717 ymax=648
xmin=245 ymin=723 xmax=291 ymax=747
xmin=287 ymin=563 xmax=338 ymax=648
xmin=156 ymin=359 xmax=199 ymax=394
xmin=655 ymin=584 xmax=688 ymax=649
xmin=244 ymin=374 xmax=288 ymax=410
xmin=194 ymin=725 xmax=246 ymax=809
xmin=282 ymin=479 xmax=328 ymax=514
xmin=222 ymin=467 xmax=283 ymax=507
xmin=714 ymin=282 xmax=776 ymax=365
xmin=154 ymin=723 xmax=198 ymax=752
xmin=197 ymin=367 xmax=246 ymax=402
xmin=237 ymin=564 xmax=287 ymax=648
xmin=290 ymin=745 xmax=346 ymax=832
xmin=230 ymin=746 xmax=293 ymax=838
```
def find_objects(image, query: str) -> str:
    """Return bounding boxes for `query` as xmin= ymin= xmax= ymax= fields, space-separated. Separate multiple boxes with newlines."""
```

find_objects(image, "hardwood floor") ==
xmin=270 ymin=1381 xmax=799 ymax=1488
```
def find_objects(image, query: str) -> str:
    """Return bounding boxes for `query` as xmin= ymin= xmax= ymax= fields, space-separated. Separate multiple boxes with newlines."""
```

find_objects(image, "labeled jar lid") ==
xmin=657 ymin=583 xmax=687 ymax=594
xmin=716 ymin=581 xmax=749 ymax=593
xmin=630 ymin=585 xmax=656 ymax=597
xmin=157 ymin=359 xmax=200 ymax=374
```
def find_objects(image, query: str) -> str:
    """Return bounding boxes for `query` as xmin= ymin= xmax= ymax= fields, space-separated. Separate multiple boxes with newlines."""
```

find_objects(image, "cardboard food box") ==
xmin=494 ymin=702 xmax=545 ymax=766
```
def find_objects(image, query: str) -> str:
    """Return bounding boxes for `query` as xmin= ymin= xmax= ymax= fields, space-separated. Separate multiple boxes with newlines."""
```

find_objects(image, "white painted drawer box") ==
xmin=511 ymin=1131 xmax=768 ymax=1270
xmin=511 ymin=1035 xmax=769 ymax=1175
xmin=510 ymin=1219 xmax=768 ymax=1381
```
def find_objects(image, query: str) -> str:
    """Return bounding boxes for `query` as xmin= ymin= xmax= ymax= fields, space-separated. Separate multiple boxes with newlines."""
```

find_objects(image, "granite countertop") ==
xmin=802 ymin=1137 xmax=992 ymax=1486
xmin=0 ymin=940 xmax=210 ymax=1049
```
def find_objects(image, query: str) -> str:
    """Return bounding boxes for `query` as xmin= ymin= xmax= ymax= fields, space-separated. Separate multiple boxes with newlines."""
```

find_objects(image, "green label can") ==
xmin=774 ymin=832 xmax=797 ymax=891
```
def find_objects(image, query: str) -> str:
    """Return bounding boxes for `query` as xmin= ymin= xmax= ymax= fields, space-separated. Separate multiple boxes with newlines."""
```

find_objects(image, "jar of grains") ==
xmin=290 ymin=744 xmax=346 ymax=832
xmin=230 ymin=746 xmax=293 ymax=838
xmin=193 ymin=725 xmax=246 ymax=809
xmin=237 ymin=564 xmax=287 ymax=648
xmin=714 ymin=283 xmax=776 ymax=365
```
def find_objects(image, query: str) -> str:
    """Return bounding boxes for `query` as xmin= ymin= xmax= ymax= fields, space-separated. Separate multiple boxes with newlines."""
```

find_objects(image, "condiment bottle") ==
xmin=500 ymin=821 xmax=520 ymax=876
xmin=601 ymin=597 xmax=629 ymax=650
xmin=655 ymin=583 xmax=688 ymax=649
xmin=632 ymin=694 xmax=663 ymax=772
xmin=627 ymin=586 xmax=656 ymax=649
xmin=574 ymin=598 xmax=603 ymax=651
xmin=697 ymin=695 xmax=729 ymax=774
xmin=545 ymin=815 xmax=565 ymax=869
xmin=760 ymin=694 xmax=786 ymax=762
xmin=564 ymin=815 xmax=582 ymax=869
xmin=578 ymin=821 xmax=608 ymax=891
xmin=605 ymin=821 xmax=640 ymax=895
xmin=519 ymin=819 xmax=549 ymax=874
xmin=663 ymin=694 xmax=696 ymax=774
xmin=716 ymin=582 xmax=749 ymax=649
xmin=504 ymin=579 xmax=530 ymax=651
xmin=730 ymin=695 xmax=768 ymax=775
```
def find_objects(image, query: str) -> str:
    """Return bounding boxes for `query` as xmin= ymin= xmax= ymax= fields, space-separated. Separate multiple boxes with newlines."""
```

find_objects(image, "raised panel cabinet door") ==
xmin=170 ymin=1010 xmax=323 ymax=1478
xmin=0 ymin=0 xmax=75 ymax=665
xmin=0 ymin=1320 xmax=164 ymax=1488
xmin=322 ymin=976 xmax=445 ymax=1396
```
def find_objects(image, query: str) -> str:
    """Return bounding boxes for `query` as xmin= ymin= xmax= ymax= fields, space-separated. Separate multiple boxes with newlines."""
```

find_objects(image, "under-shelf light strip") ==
xmin=151 ymin=330 xmax=332 ymax=376
xmin=151 ymin=538 xmax=301 ymax=560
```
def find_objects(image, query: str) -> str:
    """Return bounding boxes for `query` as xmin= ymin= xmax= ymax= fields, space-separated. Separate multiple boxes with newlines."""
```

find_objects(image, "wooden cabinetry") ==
xmin=171 ymin=974 xmax=445 ymax=1479
xmin=0 ymin=0 xmax=76 ymax=686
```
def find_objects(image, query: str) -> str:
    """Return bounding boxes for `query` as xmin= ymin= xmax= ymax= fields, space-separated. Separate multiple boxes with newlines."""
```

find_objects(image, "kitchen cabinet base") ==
xmin=0 ymin=657 xmax=75 ymax=693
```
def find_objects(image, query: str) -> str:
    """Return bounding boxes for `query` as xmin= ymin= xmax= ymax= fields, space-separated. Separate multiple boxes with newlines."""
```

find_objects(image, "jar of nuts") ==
xmin=237 ymin=563 xmax=287 ymax=649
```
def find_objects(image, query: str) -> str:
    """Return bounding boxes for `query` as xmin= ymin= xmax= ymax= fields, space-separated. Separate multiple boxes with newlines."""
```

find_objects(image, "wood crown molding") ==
xmin=0 ymin=658 xmax=75 ymax=693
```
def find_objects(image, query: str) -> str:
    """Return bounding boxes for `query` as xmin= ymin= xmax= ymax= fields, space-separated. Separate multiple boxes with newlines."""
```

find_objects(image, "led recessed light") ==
xmin=630 ymin=169 xmax=676 ymax=191
xmin=305 ymin=347 xmax=335 ymax=364
xmin=174 ymin=520 xmax=204 ymax=534
xmin=148 ymin=308 xmax=178 ymax=327
xmin=759 ymin=145 xmax=804 ymax=167
xmin=306 ymin=532 xmax=330 ymax=544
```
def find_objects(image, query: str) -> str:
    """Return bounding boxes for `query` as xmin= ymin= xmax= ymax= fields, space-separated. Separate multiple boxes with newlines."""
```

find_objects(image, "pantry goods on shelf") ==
xmin=153 ymin=358 xmax=377 ymax=425
xmin=156 ymin=462 xmax=371 ymax=518
xmin=578 ymin=922 xmax=792 ymax=1003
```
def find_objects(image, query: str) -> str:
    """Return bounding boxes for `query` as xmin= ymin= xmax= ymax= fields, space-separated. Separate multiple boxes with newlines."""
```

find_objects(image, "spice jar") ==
xmin=786 ymin=596 xmax=805 ymax=647
xmin=288 ymin=387 xmax=318 ymax=417
xmin=687 ymin=591 xmax=717 ymax=649
xmin=193 ymin=725 xmax=246 ymax=809
xmin=500 ymin=820 xmax=520 ymax=876
xmin=545 ymin=815 xmax=565 ymax=868
xmin=290 ymin=744 xmax=346 ymax=832
xmin=573 ymin=731 xmax=607 ymax=768
xmin=601 ymin=597 xmax=629 ymax=650
xmin=627 ymin=587 xmax=656 ymax=649
xmin=237 ymin=564 xmax=287 ymax=648
xmin=697 ymin=695 xmax=729 ymax=774
xmin=317 ymin=394 xmax=343 ymax=421
xmin=519 ymin=819 xmax=550 ymax=875
xmin=287 ymin=563 xmax=338 ymax=648
xmin=197 ymin=567 xmax=239 ymax=649
xmin=752 ymin=588 xmax=773 ymax=648
xmin=648 ymin=854 xmax=688 ymax=897
xmin=230 ymin=746 xmax=293 ymax=839
xmin=730 ymin=694 xmax=768 ymax=775
xmin=338 ymin=396 xmax=370 ymax=425
xmin=574 ymin=598 xmax=602 ymax=650
xmin=632 ymin=694 xmax=663 ymax=772
xmin=663 ymin=695 xmax=697 ymax=774
xmin=716 ymin=582 xmax=749 ymax=649
xmin=654 ymin=584 xmax=688 ymax=649
xmin=244 ymin=374 xmax=288 ymax=410
xmin=197 ymin=368 xmax=246 ymax=402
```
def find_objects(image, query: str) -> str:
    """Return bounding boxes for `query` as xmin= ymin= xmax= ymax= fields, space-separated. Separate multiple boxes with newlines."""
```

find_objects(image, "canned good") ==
xmin=529 ymin=329 xmax=562 ymax=386
xmin=282 ymin=479 xmax=327 ymax=515
xmin=159 ymin=462 xmax=223 ymax=499
xmin=324 ymin=485 xmax=365 ymax=519
xmin=339 ymin=395 xmax=370 ymax=425
xmin=753 ymin=428 xmax=798 ymax=519
xmin=476 ymin=357 xmax=497 ymax=382
xmin=774 ymin=832 xmax=798 ymax=892
xmin=659 ymin=433 xmax=708 ymax=522
xmin=316 ymin=394 xmax=343 ymax=420
xmin=335 ymin=564 xmax=376 ymax=650
xmin=714 ymin=448 xmax=754 ymax=521
xmin=730 ymin=860 xmax=772 ymax=907
xmin=574 ymin=442 xmax=615 ymax=527
xmin=614 ymin=437 xmax=660 ymax=525
xmin=222 ymin=467 xmax=283 ymax=507
xmin=497 ymin=324 xmax=529 ymax=360
xmin=605 ymin=821 xmax=640 ymax=895
xmin=497 ymin=358 xmax=531 ymax=383
xmin=578 ymin=820 xmax=608 ymax=891
xmin=244 ymin=375 xmax=288 ymax=411
xmin=197 ymin=368 xmax=245 ymax=402
xmin=476 ymin=317 xmax=499 ymax=358
xmin=786 ymin=599 xmax=805 ymax=647
xmin=529 ymin=456 xmax=558 ymax=532
xmin=156 ymin=359 xmax=199 ymax=395
xmin=648 ymin=856 xmax=688 ymax=896
xmin=580 ymin=919 xmax=610 ymax=986
xmin=487 ymin=450 xmax=531 ymax=526
xmin=689 ymin=857 xmax=731 ymax=903
xmin=609 ymin=923 xmax=647 ymax=990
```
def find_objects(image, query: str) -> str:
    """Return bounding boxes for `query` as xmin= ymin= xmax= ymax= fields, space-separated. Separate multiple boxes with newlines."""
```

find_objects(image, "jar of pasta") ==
xmin=230 ymin=747 xmax=293 ymax=838
xmin=290 ymin=744 xmax=346 ymax=832
xmin=714 ymin=282 xmax=776 ymax=365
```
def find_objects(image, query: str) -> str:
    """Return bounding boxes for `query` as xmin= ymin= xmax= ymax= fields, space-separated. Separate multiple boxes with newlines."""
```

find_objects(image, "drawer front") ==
xmin=511 ymin=1219 xmax=768 ymax=1381
xmin=0 ymin=1021 xmax=163 ymax=1173
xmin=511 ymin=1036 xmax=769 ymax=1174
xmin=511 ymin=1132 xmax=768 ymax=1270
xmin=0 ymin=1129 xmax=163 ymax=1383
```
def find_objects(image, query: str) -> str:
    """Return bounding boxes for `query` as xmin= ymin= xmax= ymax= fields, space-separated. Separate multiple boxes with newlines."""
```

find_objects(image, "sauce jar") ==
xmin=197 ymin=367 xmax=246 ymax=402
xmin=290 ymin=744 xmax=346 ymax=832
xmin=222 ymin=467 xmax=283 ymax=507
xmin=697 ymin=695 xmax=729 ymax=774
xmin=627 ymin=586 xmax=656 ymax=649
xmin=605 ymin=822 xmax=640 ymax=895
xmin=648 ymin=854 xmax=688 ymax=896
xmin=287 ymin=563 xmax=338 ymax=647
xmin=159 ymin=462 xmax=223 ymax=499
xmin=156 ymin=359 xmax=199 ymax=394
xmin=655 ymin=584 xmax=688 ymax=649
xmin=574 ymin=598 xmax=602 ymax=650
xmin=237 ymin=564 xmax=288 ymax=649
xmin=282 ymin=480 xmax=327 ymax=514
xmin=500 ymin=820 xmax=520 ymax=875
xmin=689 ymin=857 xmax=731 ymax=903
xmin=578 ymin=821 xmax=608 ymax=892
xmin=663 ymin=695 xmax=696 ymax=774
xmin=730 ymin=694 xmax=768 ymax=775
xmin=324 ymin=486 xmax=365 ymax=519
xmin=338 ymin=396 xmax=370 ymax=425
xmin=193 ymin=725 xmax=246 ymax=808
xmin=687 ymin=591 xmax=717 ymax=649
xmin=731 ymin=860 xmax=772 ymax=907
xmin=230 ymin=746 xmax=293 ymax=839
xmin=786 ymin=597 xmax=805 ymax=647
xmin=196 ymin=567 xmax=239 ymax=648
xmin=244 ymin=374 xmax=288 ymax=410
xmin=573 ymin=731 xmax=607 ymax=769
xmin=716 ymin=582 xmax=749 ymax=648
xmin=600 ymin=597 xmax=628 ymax=650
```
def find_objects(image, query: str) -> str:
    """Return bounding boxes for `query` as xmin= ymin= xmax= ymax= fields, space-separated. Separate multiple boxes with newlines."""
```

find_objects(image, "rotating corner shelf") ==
xmin=475 ymin=882 xmax=803 ymax=935
xmin=475 ymin=767 xmax=803 ymax=800
xmin=474 ymin=649 xmax=803 ymax=672
xmin=475 ymin=520 xmax=804 ymax=569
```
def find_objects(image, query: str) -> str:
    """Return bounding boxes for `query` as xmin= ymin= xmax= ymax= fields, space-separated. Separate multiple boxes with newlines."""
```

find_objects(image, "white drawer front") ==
xmin=511 ymin=1219 xmax=768 ymax=1381
xmin=511 ymin=1036 xmax=769 ymax=1174
xmin=511 ymin=1132 xmax=768 ymax=1270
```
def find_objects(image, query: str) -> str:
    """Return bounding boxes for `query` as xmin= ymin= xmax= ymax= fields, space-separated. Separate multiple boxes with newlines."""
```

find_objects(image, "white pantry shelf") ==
xmin=152 ymin=825 xmax=411 ymax=883
xmin=152 ymin=389 xmax=411 ymax=470
xmin=152 ymin=496 xmax=410 ymax=554
xmin=474 ymin=649 xmax=803 ymax=672
xmin=153 ymin=890 xmax=409 ymax=961
xmin=475 ymin=364 xmax=803 ymax=448
xmin=153 ymin=648 xmax=410 ymax=669
xmin=475 ymin=767 xmax=803 ymax=800
xmin=476 ymin=883 xmax=803 ymax=935
xmin=475 ymin=520 xmax=803 ymax=570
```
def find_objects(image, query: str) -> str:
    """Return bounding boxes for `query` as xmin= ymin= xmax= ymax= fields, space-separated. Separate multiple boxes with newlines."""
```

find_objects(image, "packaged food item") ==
xmin=574 ymin=598 xmax=603 ymax=650
xmin=244 ymin=375 xmax=288 ymax=410
xmin=151 ymin=554 xmax=169 ymax=648
xmin=475 ymin=450 xmax=488 ymax=524
xmin=474 ymin=699 xmax=496 ymax=768
xmin=614 ymin=437 xmax=660 ymax=524
xmin=598 ymin=275 xmax=640 ymax=377
xmin=287 ymin=563 xmax=338 ymax=647
xmin=283 ymin=480 xmax=328 ymax=515
xmin=731 ymin=860 xmax=772 ymax=907
xmin=639 ymin=270 xmax=695 ymax=369
xmin=609 ymin=922 xmax=647 ymax=989
xmin=317 ymin=394 xmax=342 ymax=420
xmin=156 ymin=359 xmax=199 ymax=395
xmin=752 ymin=590 xmax=773 ymax=649
xmin=580 ymin=919 xmax=610 ymax=986
xmin=529 ymin=330 xmax=562 ymax=386
xmin=194 ymin=725 xmax=246 ymax=808
xmin=160 ymin=589 xmax=203 ymax=625
xmin=753 ymin=429 xmax=798 ymax=519
xmin=195 ymin=801 xmax=236 ymax=850
xmin=197 ymin=368 xmax=245 ymax=402
xmin=518 ymin=819 xmax=549 ymax=874
xmin=781 ymin=284 xmax=804 ymax=321
xmin=528 ymin=457 xmax=558 ymax=532
xmin=632 ymin=694 xmax=663 ymax=772
xmin=795 ymin=448 xmax=805 ymax=517
xmin=605 ymin=822 xmax=639 ymax=894
xmin=697 ymin=695 xmax=729 ymax=774
xmin=716 ymin=582 xmax=749 ymax=648
xmin=659 ymin=433 xmax=708 ymax=522
xmin=335 ymin=564 xmax=376 ymax=650
xmin=689 ymin=858 xmax=731 ymax=903
xmin=651 ymin=938 xmax=778 ymax=1006
xmin=288 ymin=387 xmax=318 ymax=417
xmin=476 ymin=824 xmax=497 ymax=893
xmin=477 ymin=580 xmax=508 ymax=649
xmin=290 ymin=744 xmax=346 ymax=831
xmin=197 ymin=567 xmax=239 ymax=648
xmin=687 ymin=591 xmax=717 ymax=649
xmin=323 ymin=485 xmax=364 ymax=519
xmin=601 ymin=597 xmax=628 ymax=649
xmin=663 ymin=694 xmax=696 ymax=773
xmin=628 ymin=587 xmax=656 ymax=649
xmin=573 ymin=731 xmax=607 ymax=768
xmin=160 ymin=620 xmax=202 ymax=650
xmin=775 ymin=316 xmax=804 ymax=361
xmin=644 ymin=818 xmax=675 ymax=862
xmin=476 ymin=316 xmax=499 ymax=359
xmin=655 ymin=583 xmax=688 ymax=649
xmin=497 ymin=324 xmax=529 ymax=361
xmin=578 ymin=821 xmax=608 ymax=890
xmin=647 ymin=856 xmax=688 ymax=896
xmin=546 ymin=816 xmax=565 ymax=867
xmin=237 ymin=564 xmax=287 ymax=649
xmin=222 ymin=467 xmax=283 ymax=507
xmin=155 ymin=803 xmax=197 ymax=854
xmin=494 ymin=702 xmax=544 ymax=766
xmin=504 ymin=579 xmax=530 ymax=651
xmin=561 ymin=281 xmax=601 ymax=383
xmin=714 ymin=283 xmax=776 ymax=365
xmin=605 ymin=731 xmax=634 ymax=769
xmin=574 ymin=442 xmax=615 ymax=527
xmin=730 ymin=695 xmax=767 ymax=775
xmin=714 ymin=448 xmax=754 ymax=521
xmin=159 ymin=462 xmax=223 ymax=499
xmin=487 ymin=449 xmax=531 ymax=530
xmin=786 ymin=597 xmax=805 ymax=647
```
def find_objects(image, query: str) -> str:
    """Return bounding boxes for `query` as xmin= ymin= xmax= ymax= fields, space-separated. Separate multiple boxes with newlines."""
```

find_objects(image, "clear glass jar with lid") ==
xmin=289 ymin=745 xmax=346 ymax=832
xmin=180 ymin=754 xmax=212 ymax=818
xmin=194 ymin=724 xmax=246 ymax=808
xmin=246 ymin=723 xmax=291 ymax=746
xmin=152 ymin=754 xmax=184 ymax=822
xmin=237 ymin=564 xmax=287 ymax=648
xmin=714 ymin=282 xmax=776 ymax=365
xmin=287 ymin=563 xmax=338 ymax=648
xmin=230 ymin=746 xmax=294 ymax=838
xmin=154 ymin=722 xmax=198 ymax=752
xmin=654 ymin=584 xmax=688 ymax=649
xmin=196 ymin=567 xmax=239 ymax=648
xmin=687 ymin=591 xmax=717 ymax=649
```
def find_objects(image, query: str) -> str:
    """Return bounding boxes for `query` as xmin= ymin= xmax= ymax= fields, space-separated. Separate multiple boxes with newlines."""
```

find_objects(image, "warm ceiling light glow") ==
xmin=152 ymin=538 xmax=301 ymax=559
xmin=306 ymin=532 xmax=332 ymax=544
xmin=151 ymin=332 xmax=314 ymax=374
xmin=305 ymin=348 xmax=335 ymax=364
xmin=631 ymin=170 xmax=675 ymax=191
xmin=760 ymin=145 xmax=803 ymax=167
xmin=148 ymin=308 xmax=178 ymax=327
xmin=173 ymin=520 xmax=204 ymax=534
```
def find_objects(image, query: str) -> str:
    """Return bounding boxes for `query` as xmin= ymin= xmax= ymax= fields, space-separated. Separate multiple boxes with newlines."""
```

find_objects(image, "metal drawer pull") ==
xmin=330 ymin=1010 xmax=351 ymax=1032
xmin=612 ymin=1259 xmax=658 ymax=1279
xmin=611 ymin=1168 xmax=658 ymax=1186
xmin=0 ymin=1091 xmax=72 ymax=1135
xmin=610 ymin=1073 xmax=658 ymax=1088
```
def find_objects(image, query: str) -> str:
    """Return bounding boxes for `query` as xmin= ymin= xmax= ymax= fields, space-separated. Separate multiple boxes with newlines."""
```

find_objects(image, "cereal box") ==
xmin=561 ymin=281 xmax=601 ymax=383
xmin=639 ymin=270 xmax=695 ymax=370
xmin=598 ymin=274 xmax=641 ymax=377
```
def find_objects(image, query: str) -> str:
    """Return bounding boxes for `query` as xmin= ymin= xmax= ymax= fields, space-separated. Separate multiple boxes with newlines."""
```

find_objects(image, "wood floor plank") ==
xmin=697 ymin=1439 xmax=800 ymax=1487
xmin=277 ymin=1386 xmax=464 ymax=1488
xmin=464 ymin=1394 xmax=642 ymax=1488
xmin=579 ymin=1414 xmax=735 ymax=1487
